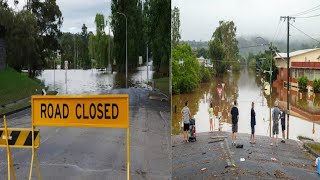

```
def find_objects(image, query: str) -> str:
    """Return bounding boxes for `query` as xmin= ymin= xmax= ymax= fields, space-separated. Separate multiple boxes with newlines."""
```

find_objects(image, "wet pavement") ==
xmin=0 ymin=88 xmax=171 ymax=179
xmin=172 ymin=131 xmax=318 ymax=180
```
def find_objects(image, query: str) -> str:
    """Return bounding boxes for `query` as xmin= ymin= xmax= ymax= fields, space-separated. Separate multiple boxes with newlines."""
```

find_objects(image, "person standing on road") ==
xmin=250 ymin=102 xmax=256 ymax=144
xmin=181 ymin=101 xmax=192 ymax=143
xmin=208 ymin=103 xmax=214 ymax=132
xmin=230 ymin=100 xmax=239 ymax=146
xmin=271 ymin=101 xmax=281 ymax=146
xmin=280 ymin=109 xmax=286 ymax=143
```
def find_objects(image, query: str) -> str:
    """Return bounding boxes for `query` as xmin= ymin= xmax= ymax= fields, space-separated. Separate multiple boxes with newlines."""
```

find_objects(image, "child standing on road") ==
xmin=250 ymin=102 xmax=256 ymax=144
xmin=208 ymin=103 xmax=214 ymax=132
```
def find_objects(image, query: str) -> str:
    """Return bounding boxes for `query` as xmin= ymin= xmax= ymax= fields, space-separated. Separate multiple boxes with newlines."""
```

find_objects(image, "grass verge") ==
xmin=306 ymin=143 xmax=320 ymax=156
xmin=297 ymin=136 xmax=314 ymax=141
xmin=0 ymin=68 xmax=44 ymax=106
xmin=150 ymin=77 xmax=169 ymax=97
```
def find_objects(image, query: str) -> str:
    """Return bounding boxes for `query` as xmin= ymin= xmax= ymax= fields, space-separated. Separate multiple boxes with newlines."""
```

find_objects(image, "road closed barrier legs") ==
xmin=0 ymin=115 xmax=41 ymax=180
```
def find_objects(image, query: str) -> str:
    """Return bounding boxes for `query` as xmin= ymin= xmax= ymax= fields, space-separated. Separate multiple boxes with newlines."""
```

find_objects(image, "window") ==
xmin=315 ymin=70 xmax=320 ymax=79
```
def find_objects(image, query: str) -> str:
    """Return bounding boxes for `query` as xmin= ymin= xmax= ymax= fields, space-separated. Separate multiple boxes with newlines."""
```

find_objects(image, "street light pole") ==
xmin=256 ymin=37 xmax=273 ymax=137
xmin=116 ymin=12 xmax=128 ymax=88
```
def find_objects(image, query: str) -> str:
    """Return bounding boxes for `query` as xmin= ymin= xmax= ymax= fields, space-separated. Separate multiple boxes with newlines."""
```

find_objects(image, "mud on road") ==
xmin=172 ymin=131 xmax=318 ymax=180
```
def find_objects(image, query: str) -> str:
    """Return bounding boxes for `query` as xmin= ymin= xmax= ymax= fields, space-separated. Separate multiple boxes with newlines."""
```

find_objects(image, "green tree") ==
xmin=172 ymin=44 xmax=200 ymax=94
xmin=2 ymin=8 xmax=42 ymax=76
xmin=209 ymin=21 xmax=239 ymax=74
xmin=171 ymin=6 xmax=181 ymax=47
xmin=313 ymin=79 xmax=320 ymax=93
xmin=111 ymin=0 xmax=140 ymax=73
xmin=60 ymin=32 xmax=74 ymax=68
xmin=298 ymin=76 xmax=308 ymax=92
xmin=196 ymin=48 xmax=208 ymax=58
xmin=80 ymin=24 xmax=90 ymax=69
xmin=147 ymin=0 xmax=170 ymax=75
xmin=30 ymin=0 xmax=63 ymax=69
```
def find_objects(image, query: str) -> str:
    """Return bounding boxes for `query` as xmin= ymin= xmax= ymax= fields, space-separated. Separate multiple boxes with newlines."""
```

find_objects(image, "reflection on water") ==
xmin=37 ymin=65 xmax=154 ymax=95
xmin=172 ymin=68 xmax=320 ymax=141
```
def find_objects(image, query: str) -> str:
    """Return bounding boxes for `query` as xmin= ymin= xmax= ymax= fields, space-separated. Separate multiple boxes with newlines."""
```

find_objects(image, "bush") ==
xmin=297 ymin=76 xmax=308 ymax=91
xmin=313 ymin=79 xmax=320 ymax=93
xmin=172 ymin=44 xmax=201 ymax=94
xmin=200 ymin=65 xmax=211 ymax=82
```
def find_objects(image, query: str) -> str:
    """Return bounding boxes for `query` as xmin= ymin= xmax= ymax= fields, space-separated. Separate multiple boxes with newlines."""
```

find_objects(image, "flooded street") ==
xmin=172 ymin=68 xmax=320 ymax=141
xmin=37 ymin=64 xmax=154 ymax=95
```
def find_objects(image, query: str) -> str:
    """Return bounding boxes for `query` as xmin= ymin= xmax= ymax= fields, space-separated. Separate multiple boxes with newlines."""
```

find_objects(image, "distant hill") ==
xmin=181 ymin=36 xmax=319 ymax=58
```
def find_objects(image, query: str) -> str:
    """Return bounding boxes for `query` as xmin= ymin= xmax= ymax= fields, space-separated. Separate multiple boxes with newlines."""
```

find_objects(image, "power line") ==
xmin=289 ymin=23 xmax=320 ymax=44
xmin=272 ymin=20 xmax=285 ymax=43
xmin=290 ymin=4 xmax=320 ymax=17
xmin=238 ymin=44 xmax=268 ymax=49
xmin=271 ymin=19 xmax=282 ymax=42
xmin=294 ymin=13 xmax=320 ymax=19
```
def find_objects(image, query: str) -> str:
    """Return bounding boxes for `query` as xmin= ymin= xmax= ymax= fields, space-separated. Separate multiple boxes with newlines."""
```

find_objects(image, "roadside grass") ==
xmin=0 ymin=98 xmax=30 ymax=115
xmin=297 ymin=136 xmax=314 ymax=141
xmin=306 ymin=143 xmax=320 ymax=156
xmin=150 ymin=77 xmax=169 ymax=97
xmin=0 ymin=68 xmax=44 ymax=106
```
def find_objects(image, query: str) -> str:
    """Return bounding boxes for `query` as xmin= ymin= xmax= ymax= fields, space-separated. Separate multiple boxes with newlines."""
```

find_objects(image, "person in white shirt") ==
xmin=181 ymin=101 xmax=192 ymax=143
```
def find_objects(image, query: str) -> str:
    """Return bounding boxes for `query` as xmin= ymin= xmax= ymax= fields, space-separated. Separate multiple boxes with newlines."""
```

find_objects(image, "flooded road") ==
xmin=172 ymin=68 xmax=320 ymax=141
xmin=37 ymin=64 xmax=154 ymax=94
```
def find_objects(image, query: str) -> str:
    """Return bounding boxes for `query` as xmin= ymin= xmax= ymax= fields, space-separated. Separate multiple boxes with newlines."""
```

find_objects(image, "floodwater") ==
xmin=37 ymin=64 xmax=154 ymax=95
xmin=172 ymin=68 xmax=320 ymax=141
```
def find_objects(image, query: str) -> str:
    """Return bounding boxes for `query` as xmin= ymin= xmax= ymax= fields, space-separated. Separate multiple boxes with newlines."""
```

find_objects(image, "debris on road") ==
xmin=208 ymin=139 xmax=224 ymax=143
xmin=210 ymin=136 xmax=227 ymax=139
xmin=201 ymin=168 xmax=207 ymax=171
xmin=236 ymin=144 xmax=243 ymax=148
xmin=274 ymin=170 xmax=287 ymax=179
xmin=240 ymin=158 xmax=245 ymax=162
xmin=271 ymin=158 xmax=278 ymax=161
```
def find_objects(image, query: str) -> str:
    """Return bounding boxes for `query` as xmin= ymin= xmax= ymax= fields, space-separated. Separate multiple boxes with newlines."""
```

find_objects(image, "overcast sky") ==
xmin=9 ymin=0 xmax=112 ymax=33
xmin=172 ymin=0 xmax=320 ymax=42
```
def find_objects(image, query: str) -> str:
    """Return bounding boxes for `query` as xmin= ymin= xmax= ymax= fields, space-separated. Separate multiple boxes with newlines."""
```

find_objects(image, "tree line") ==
xmin=0 ymin=0 xmax=170 ymax=77
xmin=0 ymin=0 xmax=62 ymax=77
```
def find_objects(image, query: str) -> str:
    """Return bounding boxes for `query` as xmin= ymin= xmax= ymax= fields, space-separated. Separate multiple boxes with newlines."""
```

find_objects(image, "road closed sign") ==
xmin=31 ymin=95 xmax=129 ymax=128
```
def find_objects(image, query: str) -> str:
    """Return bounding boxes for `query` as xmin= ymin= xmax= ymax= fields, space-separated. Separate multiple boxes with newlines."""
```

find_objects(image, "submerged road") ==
xmin=173 ymin=131 xmax=318 ymax=180
xmin=0 ymin=88 xmax=171 ymax=180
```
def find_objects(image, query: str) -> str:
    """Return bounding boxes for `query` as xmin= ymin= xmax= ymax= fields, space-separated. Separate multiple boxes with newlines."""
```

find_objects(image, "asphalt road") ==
xmin=173 ymin=131 xmax=319 ymax=180
xmin=0 ymin=88 xmax=171 ymax=180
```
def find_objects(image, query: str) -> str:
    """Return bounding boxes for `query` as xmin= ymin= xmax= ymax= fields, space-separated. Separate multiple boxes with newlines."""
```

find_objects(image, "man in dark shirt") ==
xmin=250 ymin=102 xmax=256 ymax=144
xmin=280 ymin=109 xmax=286 ymax=143
xmin=230 ymin=100 xmax=239 ymax=146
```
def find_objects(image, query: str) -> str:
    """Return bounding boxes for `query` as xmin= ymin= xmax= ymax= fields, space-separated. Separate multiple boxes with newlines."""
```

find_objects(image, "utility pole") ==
xmin=147 ymin=46 xmax=149 ymax=88
xmin=280 ymin=16 xmax=295 ymax=139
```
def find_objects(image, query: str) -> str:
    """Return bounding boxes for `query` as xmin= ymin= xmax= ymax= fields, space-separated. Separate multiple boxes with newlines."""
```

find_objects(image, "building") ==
xmin=196 ymin=56 xmax=206 ymax=65
xmin=0 ymin=25 xmax=5 ymax=70
xmin=274 ymin=48 xmax=320 ymax=91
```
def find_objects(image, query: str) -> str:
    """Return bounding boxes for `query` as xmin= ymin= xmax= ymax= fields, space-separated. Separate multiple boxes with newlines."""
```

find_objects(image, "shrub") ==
xmin=200 ymin=65 xmax=211 ymax=83
xmin=313 ymin=79 xmax=320 ymax=93
xmin=297 ymin=76 xmax=308 ymax=92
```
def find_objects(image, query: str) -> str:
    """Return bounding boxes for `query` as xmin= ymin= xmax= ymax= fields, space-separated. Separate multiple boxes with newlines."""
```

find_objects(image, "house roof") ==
xmin=274 ymin=48 xmax=320 ymax=59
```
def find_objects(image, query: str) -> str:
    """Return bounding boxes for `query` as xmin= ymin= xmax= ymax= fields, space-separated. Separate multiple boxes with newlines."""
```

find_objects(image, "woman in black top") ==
xmin=250 ymin=102 xmax=256 ymax=144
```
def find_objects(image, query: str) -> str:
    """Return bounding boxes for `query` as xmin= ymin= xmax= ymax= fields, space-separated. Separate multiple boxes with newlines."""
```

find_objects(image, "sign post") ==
xmin=31 ymin=95 xmax=130 ymax=179
xmin=64 ymin=61 xmax=68 ymax=94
